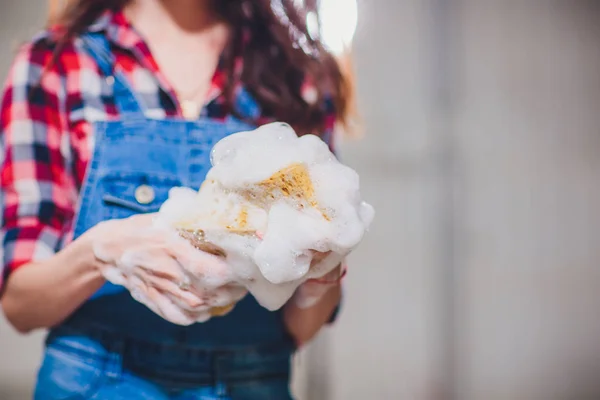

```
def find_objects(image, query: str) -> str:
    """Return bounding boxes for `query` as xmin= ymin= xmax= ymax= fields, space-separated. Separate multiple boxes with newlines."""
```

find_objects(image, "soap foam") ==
xmin=154 ymin=122 xmax=374 ymax=311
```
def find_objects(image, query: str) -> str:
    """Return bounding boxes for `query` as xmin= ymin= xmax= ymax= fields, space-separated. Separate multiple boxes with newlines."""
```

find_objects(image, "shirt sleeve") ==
xmin=0 ymin=39 xmax=74 ymax=291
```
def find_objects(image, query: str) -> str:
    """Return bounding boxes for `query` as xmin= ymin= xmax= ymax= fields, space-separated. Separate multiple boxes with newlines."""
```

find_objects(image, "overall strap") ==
xmin=232 ymin=86 xmax=262 ymax=121
xmin=79 ymin=33 xmax=146 ymax=119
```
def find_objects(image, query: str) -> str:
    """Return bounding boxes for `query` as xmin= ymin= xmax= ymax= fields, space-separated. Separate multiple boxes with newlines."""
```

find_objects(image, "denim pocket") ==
xmin=99 ymin=171 xmax=181 ymax=220
xmin=34 ymin=341 xmax=106 ymax=400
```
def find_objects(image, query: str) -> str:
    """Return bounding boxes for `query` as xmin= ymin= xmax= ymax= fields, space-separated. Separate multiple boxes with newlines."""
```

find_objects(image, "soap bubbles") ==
xmin=155 ymin=122 xmax=374 ymax=311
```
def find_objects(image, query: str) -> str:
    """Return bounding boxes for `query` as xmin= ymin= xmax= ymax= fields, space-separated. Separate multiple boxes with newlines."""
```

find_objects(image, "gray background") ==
xmin=2 ymin=1 xmax=600 ymax=399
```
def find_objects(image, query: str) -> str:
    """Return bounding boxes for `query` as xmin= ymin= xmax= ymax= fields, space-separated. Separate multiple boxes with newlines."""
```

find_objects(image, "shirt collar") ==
xmin=87 ymin=9 xmax=247 ymax=115
xmin=88 ymin=10 xmax=142 ymax=51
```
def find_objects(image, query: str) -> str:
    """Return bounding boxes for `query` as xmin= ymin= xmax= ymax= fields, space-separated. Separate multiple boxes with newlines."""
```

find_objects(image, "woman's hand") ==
xmin=283 ymin=255 xmax=344 ymax=347
xmin=89 ymin=213 xmax=247 ymax=325
xmin=291 ymin=252 xmax=345 ymax=308
xmin=250 ymin=231 xmax=345 ymax=346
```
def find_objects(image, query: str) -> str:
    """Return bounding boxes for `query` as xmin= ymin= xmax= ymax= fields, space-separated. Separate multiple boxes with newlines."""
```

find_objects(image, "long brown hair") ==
xmin=48 ymin=0 xmax=357 ymax=136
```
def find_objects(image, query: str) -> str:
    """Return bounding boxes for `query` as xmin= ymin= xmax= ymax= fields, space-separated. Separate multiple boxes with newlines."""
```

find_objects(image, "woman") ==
xmin=0 ymin=0 xmax=353 ymax=398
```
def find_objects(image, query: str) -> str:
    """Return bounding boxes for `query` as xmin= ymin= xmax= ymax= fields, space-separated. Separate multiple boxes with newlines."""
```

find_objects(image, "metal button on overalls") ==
xmin=134 ymin=184 xmax=155 ymax=204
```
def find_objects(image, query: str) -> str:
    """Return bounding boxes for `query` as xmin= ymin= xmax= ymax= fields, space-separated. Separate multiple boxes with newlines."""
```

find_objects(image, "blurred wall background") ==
xmin=1 ymin=1 xmax=600 ymax=399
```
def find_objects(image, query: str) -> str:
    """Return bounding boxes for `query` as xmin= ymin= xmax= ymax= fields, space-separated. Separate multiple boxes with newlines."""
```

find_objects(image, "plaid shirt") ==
xmin=0 ymin=10 xmax=336 ymax=288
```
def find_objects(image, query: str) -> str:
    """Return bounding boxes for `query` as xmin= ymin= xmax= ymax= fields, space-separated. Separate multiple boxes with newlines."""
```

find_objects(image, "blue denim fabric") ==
xmin=34 ymin=326 xmax=293 ymax=400
xmin=34 ymin=33 xmax=296 ymax=399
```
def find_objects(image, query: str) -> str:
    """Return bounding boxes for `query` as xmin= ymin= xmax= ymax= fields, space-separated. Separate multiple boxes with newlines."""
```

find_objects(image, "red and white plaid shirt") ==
xmin=0 ymin=10 xmax=336 ymax=288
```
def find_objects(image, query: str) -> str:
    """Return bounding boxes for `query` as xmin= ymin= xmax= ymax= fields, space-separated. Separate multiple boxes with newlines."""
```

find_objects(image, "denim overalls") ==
xmin=34 ymin=33 xmax=297 ymax=400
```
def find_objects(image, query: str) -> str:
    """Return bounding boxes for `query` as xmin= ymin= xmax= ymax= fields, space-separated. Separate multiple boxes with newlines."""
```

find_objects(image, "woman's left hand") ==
xmin=283 ymin=253 xmax=344 ymax=347
xmin=291 ymin=252 xmax=345 ymax=309
xmin=254 ymin=231 xmax=344 ymax=308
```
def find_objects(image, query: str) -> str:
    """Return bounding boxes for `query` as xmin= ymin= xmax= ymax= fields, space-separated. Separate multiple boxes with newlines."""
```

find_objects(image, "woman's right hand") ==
xmin=88 ymin=214 xmax=247 ymax=326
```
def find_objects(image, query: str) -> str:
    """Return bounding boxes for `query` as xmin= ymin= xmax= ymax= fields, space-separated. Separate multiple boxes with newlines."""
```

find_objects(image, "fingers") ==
xmin=292 ymin=261 xmax=342 ymax=309
xmin=166 ymin=237 xmax=237 ymax=286
xmin=127 ymin=276 xmax=189 ymax=325
xmin=99 ymin=264 xmax=127 ymax=286
xmin=147 ymin=289 xmax=198 ymax=326
xmin=309 ymin=252 xmax=343 ymax=278
xmin=125 ymin=254 xmax=246 ymax=312
xmin=310 ymin=250 xmax=332 ymax=264
xmin=105 ymin=243 xmax=208 ymax=312
xmin=131 ymin=278 xmax=207 ymax=326
xmin=293 ymin=283 xmax=331 ymax=309
xmin=91 ymin=218 xmax=247 ymax=324
xmin=135 ymin=271 xmax=208 ymax=312
xmin=123 ymin=253 xmax=209 ymax=311
xmin=120 ymin=246 xmax=188 ymax=282
xmin=131 ymin=279 xmax=231 ymax=325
